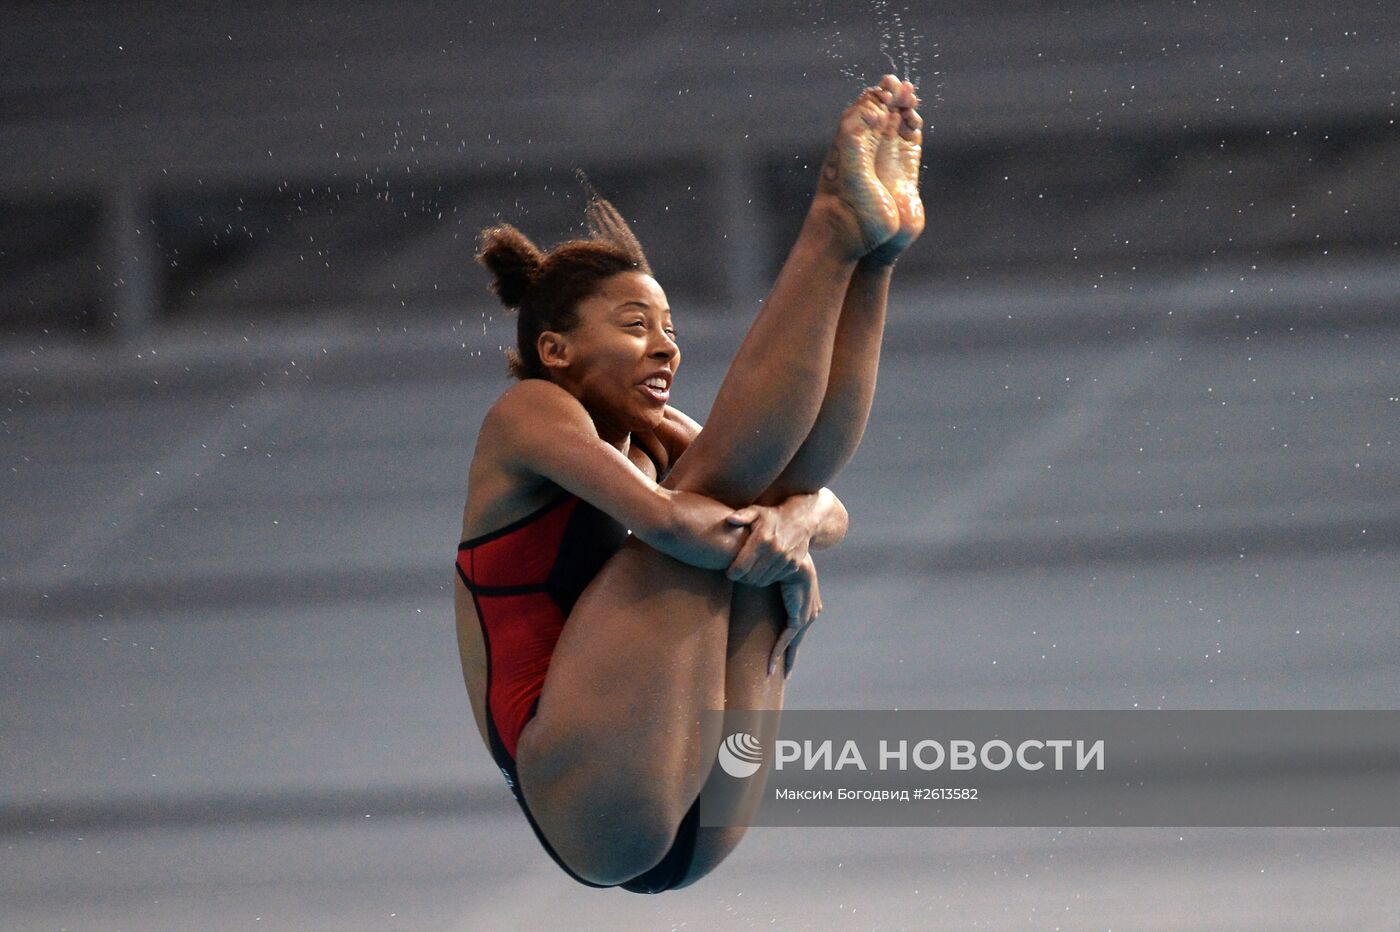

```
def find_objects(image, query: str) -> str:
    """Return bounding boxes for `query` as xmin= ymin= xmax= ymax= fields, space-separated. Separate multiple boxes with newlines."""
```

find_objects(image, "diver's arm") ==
xmin=486 ymin=379 xmax=744 ymax=571
xmin=656 ymin=405 xmax=851 ymax=552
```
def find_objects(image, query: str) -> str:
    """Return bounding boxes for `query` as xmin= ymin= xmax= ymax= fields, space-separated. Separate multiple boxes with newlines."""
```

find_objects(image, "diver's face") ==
xmin=543 ymin=272 xmax=679 ymax=442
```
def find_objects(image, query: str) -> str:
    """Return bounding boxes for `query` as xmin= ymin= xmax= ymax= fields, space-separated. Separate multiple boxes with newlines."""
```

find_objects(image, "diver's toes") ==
xmin=856 ymin=95 xmax=886 ymax=130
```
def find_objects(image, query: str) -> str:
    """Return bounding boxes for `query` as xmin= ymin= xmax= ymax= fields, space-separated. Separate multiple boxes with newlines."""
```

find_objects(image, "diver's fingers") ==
xmin=784 ymin=622 xmax=813 ymax=680
xmin=768 ymin=625 xmax=799 ymax=677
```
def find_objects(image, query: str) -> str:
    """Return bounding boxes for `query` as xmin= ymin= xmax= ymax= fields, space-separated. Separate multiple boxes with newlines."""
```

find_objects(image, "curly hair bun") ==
xmin=476 ymin=224 xmax=544 ymax=308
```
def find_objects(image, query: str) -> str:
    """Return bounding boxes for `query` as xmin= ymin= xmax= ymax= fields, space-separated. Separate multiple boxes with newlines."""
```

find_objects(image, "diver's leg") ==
xmin=661 ymin=86 xmax=899 ymax=507
xmin=660 ymin=266 xmax=890 ymax=882
xmin=677 ymin=86 xmax=927 ymax=883
xmin=671 ymin=581 xmax=787 ymax=887
xmin=769 ymin=256 xmax=892 ymax=490
xmin=768 ymin=76 xmax=924 ymax=492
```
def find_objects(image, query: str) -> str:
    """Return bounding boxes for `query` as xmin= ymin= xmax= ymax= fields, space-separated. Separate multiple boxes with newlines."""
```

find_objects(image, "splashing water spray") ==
xmin=800 ymin=0 xmax=939 ymax=110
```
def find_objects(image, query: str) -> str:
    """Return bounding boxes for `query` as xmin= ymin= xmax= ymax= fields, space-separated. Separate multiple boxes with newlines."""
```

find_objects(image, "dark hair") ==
xmin=476 ymin=194 xmax=652 ymax=380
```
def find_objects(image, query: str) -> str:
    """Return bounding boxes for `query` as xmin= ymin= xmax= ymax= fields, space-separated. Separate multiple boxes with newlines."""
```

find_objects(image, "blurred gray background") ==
xmin=2 ymin=1 xmax=1397 ymax=929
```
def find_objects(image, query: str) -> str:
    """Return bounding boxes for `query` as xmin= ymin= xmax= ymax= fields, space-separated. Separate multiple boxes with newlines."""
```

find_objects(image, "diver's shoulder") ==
xmin=488 ymin=378 xmax=582 ymax=422
xmin=480 ymin=379 xmax=587 ymax=447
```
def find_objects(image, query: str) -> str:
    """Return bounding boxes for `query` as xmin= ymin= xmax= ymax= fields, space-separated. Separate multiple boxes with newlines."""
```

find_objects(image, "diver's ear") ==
xmin=537 ymin=331 xmax=571 ymax=372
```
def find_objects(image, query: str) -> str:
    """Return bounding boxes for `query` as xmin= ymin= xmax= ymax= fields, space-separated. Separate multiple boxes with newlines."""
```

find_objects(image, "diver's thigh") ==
xmin=514 ymin=538 xmax=732 ymax=881
xmin=532 ymin=538 xmax=731 ymax=740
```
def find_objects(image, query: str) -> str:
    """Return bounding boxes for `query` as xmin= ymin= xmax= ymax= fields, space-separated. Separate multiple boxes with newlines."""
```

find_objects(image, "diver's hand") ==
xmin=769 ymin=555 xmax=822 ymax=677
xmin=723 ymin=496 xmax=818 ymax=587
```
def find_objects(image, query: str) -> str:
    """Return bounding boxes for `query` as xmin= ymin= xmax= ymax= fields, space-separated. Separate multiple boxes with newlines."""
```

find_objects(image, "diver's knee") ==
xmin=556 ymin=788 xmax=685 ymax=886
xmin=671 ymin=825 xmax=747 ymax=889
xmin=518 ymin=745 xmax=687 ymax=886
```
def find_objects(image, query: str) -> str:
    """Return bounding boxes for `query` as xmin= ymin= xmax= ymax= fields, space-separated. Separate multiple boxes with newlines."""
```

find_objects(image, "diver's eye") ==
xmin=625 ymin=320 xmax=646 ymax=329
xmin=664 ymin=328 xmax=677 ymax=338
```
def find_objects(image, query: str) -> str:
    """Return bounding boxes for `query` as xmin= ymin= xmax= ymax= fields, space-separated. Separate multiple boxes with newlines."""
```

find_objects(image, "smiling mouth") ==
xmin=639 ymin=375 xmax=671 ymax=403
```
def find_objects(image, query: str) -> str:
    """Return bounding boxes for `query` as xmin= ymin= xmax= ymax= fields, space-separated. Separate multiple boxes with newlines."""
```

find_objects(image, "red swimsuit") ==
xmin=456 ymin=488 xmax=700 ymax=894
xmin=456 ymin=494 xmax=624 ymax=759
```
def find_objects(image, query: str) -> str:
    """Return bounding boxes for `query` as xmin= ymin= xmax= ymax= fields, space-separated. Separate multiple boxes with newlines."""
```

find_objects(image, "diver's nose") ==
xmin=649 ymin=330 xmax=678 ymax=361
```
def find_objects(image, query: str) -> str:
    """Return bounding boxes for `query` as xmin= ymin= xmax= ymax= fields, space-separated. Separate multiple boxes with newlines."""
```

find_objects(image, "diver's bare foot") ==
xmin=868 ymin=74 xmax=925 ymax=265
xmin=813 ymin=85 xmax=901 ymax=259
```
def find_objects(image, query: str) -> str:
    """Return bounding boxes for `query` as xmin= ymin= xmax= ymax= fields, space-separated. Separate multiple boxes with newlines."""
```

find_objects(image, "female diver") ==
xmin=454 ymin=75 xmax=924 ymax=893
